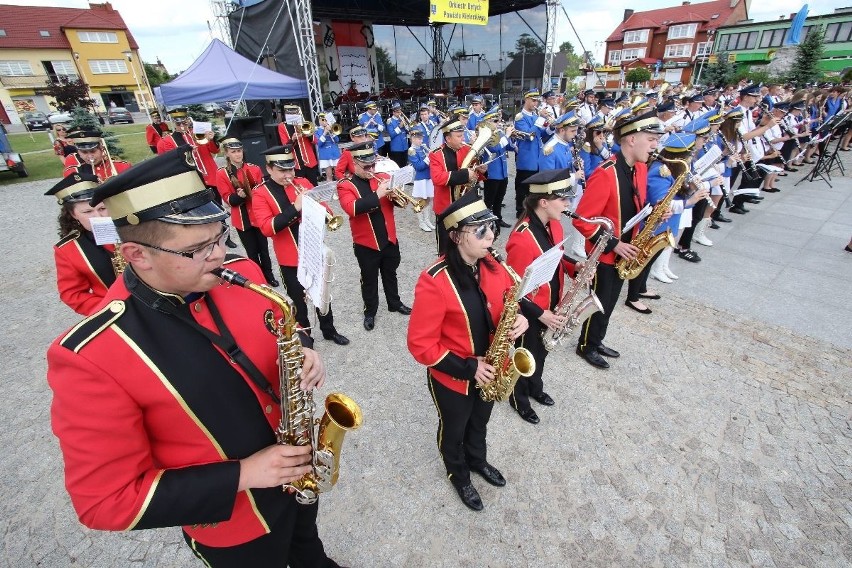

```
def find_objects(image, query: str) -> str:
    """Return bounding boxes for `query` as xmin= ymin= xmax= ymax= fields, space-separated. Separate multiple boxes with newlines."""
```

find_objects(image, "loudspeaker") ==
xmin=226 ymin=117 xmax=267 ymax=167
xmin=265 ymin=123 xmax=282 ymax=148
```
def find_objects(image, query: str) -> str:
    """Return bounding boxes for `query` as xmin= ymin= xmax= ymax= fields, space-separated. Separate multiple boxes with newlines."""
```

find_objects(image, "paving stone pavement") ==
xmin=0 ymin=155 xmax=849 ymax=568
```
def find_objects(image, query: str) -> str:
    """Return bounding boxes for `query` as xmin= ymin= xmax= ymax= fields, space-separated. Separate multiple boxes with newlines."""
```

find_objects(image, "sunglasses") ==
xmin=464 ymin=221 xmax=496 ymax=239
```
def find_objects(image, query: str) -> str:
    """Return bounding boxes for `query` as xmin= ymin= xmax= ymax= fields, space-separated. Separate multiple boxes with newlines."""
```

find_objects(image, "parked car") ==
xmin=0 ymin=124 xmax=28 ymax=178
xmin=107 ymin=107 xmax=134 ymax=124
xmin=24 ymin=112 xmax=50 ymax=131
xmin=48 ymin=111 xmax=73 ymax=125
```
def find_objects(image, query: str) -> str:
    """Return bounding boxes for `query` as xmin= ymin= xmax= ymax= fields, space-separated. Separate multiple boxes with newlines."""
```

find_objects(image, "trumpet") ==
xmin=511 ymin=129 xmax=535 ymax=141
xmin=367 ymin=173 xmax=427 ymax=212
xmin=299 ymin=121 xmax=316 ymax=137
xmin=330 ymin=123 xmax=343 ymax=136
xmin=288 ymin=181 xmax=344 ymax=230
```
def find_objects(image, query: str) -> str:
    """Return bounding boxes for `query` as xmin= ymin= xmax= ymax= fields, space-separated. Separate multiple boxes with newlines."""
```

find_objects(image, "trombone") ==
xmin=367 ymin=173 xmax=427 ymax=212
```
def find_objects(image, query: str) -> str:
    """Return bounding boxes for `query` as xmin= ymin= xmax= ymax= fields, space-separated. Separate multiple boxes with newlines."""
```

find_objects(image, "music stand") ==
xmin=795 ymin=112 xmax=851 ymax=188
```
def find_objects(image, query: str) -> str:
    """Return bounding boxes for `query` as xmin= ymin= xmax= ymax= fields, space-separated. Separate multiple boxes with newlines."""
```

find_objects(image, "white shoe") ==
xmin=650 ymin=268 xmax=673 ymax=284
xmin=694 ymin=219 xmax=713 ymax=247
xmin=418 ymin=211 xmax=433 ymax=232
xmin=661 ymin=247 xmax=678 ymax=279
xmin=424 ymin=204 xmax=436 ymax=229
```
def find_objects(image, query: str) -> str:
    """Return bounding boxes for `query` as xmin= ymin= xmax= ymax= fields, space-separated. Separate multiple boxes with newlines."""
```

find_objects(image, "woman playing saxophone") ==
xmin=408 ymin=192 xmax=531 ymax=512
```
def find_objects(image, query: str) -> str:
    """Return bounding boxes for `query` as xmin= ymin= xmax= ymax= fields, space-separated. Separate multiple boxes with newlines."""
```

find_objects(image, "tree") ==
xmin=69 ymin=107 xmax=124 ymax=158
xmin=508 ymin=33 xmax=543 ymax=59
xmin=734 ymin=67 xmax=773 ymax=86
xmin=375 ymin=45 xmax=404 ymax=87
xmin=625 ymin=67 xmax=651 ymax=89
xmin=702 ymin=52 xmax=735 ymax=87
xmin=787 ymin=25 xmax=826 ymax=87
xmin=558 ymin=41 xmax=575 ymax=54
xmin=45 ymin=76 xmax=95 ymax=112
xmin=144 ymin=62 xmax=172 ymax=88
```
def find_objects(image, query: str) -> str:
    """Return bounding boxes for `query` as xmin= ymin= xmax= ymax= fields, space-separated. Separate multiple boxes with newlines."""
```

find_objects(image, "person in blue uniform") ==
xmin=387 ymin=101 xmax=410 ymax=168
xmin=315 ymin=113 xmax=342 ymax=182
xmin=408 ymin=129 xmax=435 ymax=232
xmin=539 ymin=111 xmax=580 ymax=171
xmin=482 ymin=108 xmax=517 ymax=230
xmin=513 ymin=89 xmax=550 ymax=217
xmin=579 ymin=115 xmax=612 ymax=179
xmin=358 ymin=101 xmax=386 ymax=156
xmin=467 ymin=95 xmax=486 ymax=130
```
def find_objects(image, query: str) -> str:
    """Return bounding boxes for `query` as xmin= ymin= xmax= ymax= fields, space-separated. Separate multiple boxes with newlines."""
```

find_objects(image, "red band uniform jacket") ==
xmin=429 ymin=143 xmax=483 ymax=215
xmin=506 ymin=215 xmax=567 ymax=318
xmin=47 ymin=257 xmax=302 ymax=548
xmin=215 ymin=163 xmax=264 ymax=231
xmin=334 ymin=149 xmax=354 ymax=181
xmin=62 ymin=154 xmax=131 ymax=179
xmin=157 ymin=132 xmax=220 ymax=187
xmin=277 ymin=124 xmax=318 ymax=169
xmin=408 ymin=258 xmax=513 ymax=395
xmin=337 ymin=173 xmax=399 ymax=250
xmin=54 ymin=230 xmax=116 ymax=315
xmin=252 ymin=177 xmax=335 ymax=267
xmin=145 ymin=123 xmax=169 ymax=149
xmin=572 ymin=156 xmax=648 ymax=265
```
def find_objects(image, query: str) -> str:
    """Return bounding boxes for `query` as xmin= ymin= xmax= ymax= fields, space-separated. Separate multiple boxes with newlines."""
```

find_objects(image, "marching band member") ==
xmin=506 ymin=169 xmax=576 ymax=424
xmin=729 ymin=84 xmax=777 ymax=214
xmin=145 ymin=109 xmax=170 ymax=154
xmin=784 ymin=100 xmax=810 ymax=168
xmin=513 ymin=89 xmax=549 ymax=216
xmin=699 ymin=87 xmax=720 ymax=117
xmin=413 ymin=105 xmax=436 ymax=139
xmin=674 ymin=117 xmax=720 ymax=261
xmin=758 ymin=104 xmax=786 ymax=192
xmin=315 ymin=113 xmax=342 ymax=182
xmin=335 ymin=126 xmax=371 ymax=181
xmin=669 ymin=93 xmax=704 ymax=131
xmin=430 ymin=116 xmax=486 ymax=215
xmin=252 ymin=145 xmax=350 ymax=346
xmin=387 ymin=101 xmax=410 ymax=168
xmin=46 ymin=170 xmax=116 ymax=315
xmin=358 ymin=101 xmax=387 ymax=157
xmin=699 ymin=108 xmax=730 ymax=230
xmin=215 ymin=138 xmax=279 ymax=287
xmin=407 ymin=191 xmax=529 ymax=511
xmin=579 ymin=115 xmax=612 ymax=178
xmin=408 ymin=129 xmax=435 ymax=232
xmin=46 ymin=147 xmax=345 ymax=568
xmin=63 ymin=129 xmax=131 ymax=179
xmin=337 ymin=142 xmax=412 ymax=331
xmin=574 ymin=110 xmax=664 ymax=369
xmin=596 ymin=97 xmax=616 ymax=121
xmin=426 ymin=98 xmax=441 ymax=124
xmin=576 ymin=89 xmax=598 ymax=124
xmin=157 ymin=108 xmax=220 ymax=197
xmin=467 ymin=95 xmax=486 ymax=130
xmin=449 ymin=105 xmax=474 ymax=144
xmin=278 ymin=108 xmax=320 ymax=185
xmin=539 ymin=111 xmax=581 ymax=171
xmin=482 ymin=109 xmax=516 ymax=229
xmin=540 ymin=91 xmax=560 ymax=124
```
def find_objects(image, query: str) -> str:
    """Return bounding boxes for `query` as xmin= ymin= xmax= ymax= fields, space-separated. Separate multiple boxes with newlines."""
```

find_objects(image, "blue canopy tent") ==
xmin=155 ymin=38 xmax=308 ymax=105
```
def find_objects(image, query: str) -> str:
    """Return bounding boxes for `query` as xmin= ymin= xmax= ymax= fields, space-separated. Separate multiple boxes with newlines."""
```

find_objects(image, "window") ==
xmin=0 ymin=61 xmax=34 ymax=76
xmin=668 ymin=23 xmax=698 ymax=39
xmin=828 ymin=21 xmax=852 ymax=43
xmin=664 ymin=43 xmax=693 ymax=58
xmin=664 ymin=69 xmax=683 ymax=83
xmin=77 ymin=31 xmax=118 ymax=43
xmin=722 ymin=31 xmax=758 ymax=51
xmin=51 ymin=61 xmax=77 ymax=75
xmin=623 ymin=29 xmax=649 ymax=44
xmin=760 ymin=28 xmax=788 ymax=48
xmin=696 ymin=42 xmax=712 ymax=56
xmin=621 ymin=48 xmax=645 ymax=61
xmin=0 ymin=30 xmax=6 ymax=37
xmin=89 ymin=59 xmax=128 ymax=74
xmin=609 ymin=50 xmax=622 ymax=65
xmin=39 ymin=30 xmax=50 ymax=37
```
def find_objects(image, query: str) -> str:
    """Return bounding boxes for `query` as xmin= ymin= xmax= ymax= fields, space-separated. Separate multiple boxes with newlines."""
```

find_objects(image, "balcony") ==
xmin=0 ymin=74 xmax=80 ymax=89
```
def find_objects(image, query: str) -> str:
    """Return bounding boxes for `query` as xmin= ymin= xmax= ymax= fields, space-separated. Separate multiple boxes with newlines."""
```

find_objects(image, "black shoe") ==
xmin=762 ymin=187 xmax=781 ymax=193
xmin=532 ymin=392 xmax=554 ymax=406
xmin=225 ymin=238 xmax=238 ymax=249
xmin=597 ymin=345 xmax=620 ymax=358
xmin=473 ymin=463 xmax=506 ymax=487
xmin=625 ymin=300 xmax=652 ymax=314
xmin=266 ymin=276 xmax=280 ymax=287
xmin=389 ymin=303 xmax=412 ymax=315
xmin=322 ymin=332 xmax=350 ymax=346
xmin=710 ymin=220 xmax=720 ymax=229
xmin=498 ymin=219 xmax=511 ymax=228
xmin=677 ymin=249 xmax=701 ymax=262
xmin=576 ymin=346 xmax=609 ymax=369
xmin=785 ymin=166 xmax=799 ymax=172
xmin=363 ymin=315 xmax=375 ymax=331
xmin=517 ymin=407 xmax=540 ymax=424
xmin=714 ymin=213 xmax=732 ymax=223
xmin=455 ymin=483 xmax=483 ymax=511
xmin=729 ymin=205 xmax=748 ymax=214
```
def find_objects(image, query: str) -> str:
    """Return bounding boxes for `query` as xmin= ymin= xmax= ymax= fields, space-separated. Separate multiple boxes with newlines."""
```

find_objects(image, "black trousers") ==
xmin=236 ymin=226 xmax=274 ymax=281
xmin=626 ymin=248 xmax=663 ymax=302
xmin=678 ymin=200 xmax=708 ymax=250
xmin=578 ymin=263 xmax=623 ymax=352
xmin=483 ymin=178 xmax=509 ymax=221
xmin=781 ymin=139 xmax=799 ymax=164
xmin=389 ymin=150 xmax=408 ymax=169
xmin=298 ymin=166 xmax=318 ymax=186
xmin=148 ymin=145 xmax=158 ymax=154
xmin=279 ymin=266 xmax=336 ymax=336
xmin=184 ymin=500 xmax=339 ymax=568
xmin=428 ymin=373 xmax=494 ymax=487
xmin=510 ymin=317 xmax=547 ymax=412
xmin=352 ymin=242 xmax=402 ymax=317
xmin=514 ymin=169 xmax=536 ymax=216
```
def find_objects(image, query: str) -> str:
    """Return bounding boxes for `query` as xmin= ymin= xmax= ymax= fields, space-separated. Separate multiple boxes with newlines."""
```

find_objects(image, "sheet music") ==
xmin=519 ymin=237 xmax=570 ymax=298
xmin=757 ymin=163 xmax=783 ymax=173
xmin=89 ymin=217 xmax=120 ymax=245
xmin=390 ymin=165 xmax=415 ymax=187
xmin=693 ymin=145 xmax=722 ymax=173
xmin=307 ymin=181 xmax=338 ymax=203
xmin=374 ymin=157 xmax=400 ymax=174
xmin=623 ymin=204 xmax=652 ymax=233
xmin=192 ymin=121 xmax=212 ymax=135
xmin=285 ymin=111 xmax=302 ymax=126
xmin=297 ymin=197 xmax=328 ymax=308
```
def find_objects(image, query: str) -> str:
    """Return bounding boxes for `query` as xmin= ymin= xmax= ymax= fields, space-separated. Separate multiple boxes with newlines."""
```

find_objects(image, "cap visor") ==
xmin=465 ymin=209 xmax=498 ymax=225
xmin=161 ymin=201 xmax=229 ymax=225
xmin=355 ymin=155 xmax=377 ymax=165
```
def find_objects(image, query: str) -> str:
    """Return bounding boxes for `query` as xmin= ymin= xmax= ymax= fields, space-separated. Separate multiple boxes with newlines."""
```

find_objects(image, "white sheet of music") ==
xmin=518 ymin=237 xmax=570 ymax=299
xmin=623 ymin=204 xmax=652 ymax=233
xmin=693 ymin=145 xmax=722 ymax=173
xmin=89 ymin=217 xmax=120 ymax=245
xmin=297 ymin=197 xmax=328 ymax=308
xmin=390 ymin=165 xmax=415 ymax=187
xmin=285 ymin=112 xmax=302 ymax=126
xmin=307 ymin=181 xmax=338 ymax=203
xmin=192 ymin=121 xmax=213 ymax=135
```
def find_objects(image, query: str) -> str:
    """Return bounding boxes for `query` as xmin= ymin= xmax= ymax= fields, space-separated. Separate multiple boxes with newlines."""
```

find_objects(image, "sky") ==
xmin=3 ymin=0 xmax=841 ymax=75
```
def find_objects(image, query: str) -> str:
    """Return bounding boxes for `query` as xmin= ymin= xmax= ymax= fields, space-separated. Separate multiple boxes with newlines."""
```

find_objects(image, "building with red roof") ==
xmin=0 ymin=2 xmax=151 ymax=126
xmin=599 ymin=0 xmax=749 ymax=91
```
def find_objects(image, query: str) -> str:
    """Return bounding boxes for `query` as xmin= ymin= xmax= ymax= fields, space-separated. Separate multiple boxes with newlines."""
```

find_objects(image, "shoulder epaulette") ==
xmin=223 ymin=253 xmax=247 ymax=265
xmin=55 ymin=230 xmax=80 ymax=248
xmin=408 ymin=147 xmax=416 ymax=156
xmin=429 ymin=147 xmax=442 ymax=154
xmin=514 ymin=112 xmax=523 ymax=121
xmin=600 ymin=158 xmax=616 ymax=170
xmin=583 ymin=142 xmax=591 ymax=153
xmin=542 ymin=139 xmax=556 ymax=156
xmin=426 ymin=260 xmax=449 ymax=278
xmin=59 ymin=300 xmax=125 ymax=353
xmin=516 ymin=221 xmax=529 ymax=233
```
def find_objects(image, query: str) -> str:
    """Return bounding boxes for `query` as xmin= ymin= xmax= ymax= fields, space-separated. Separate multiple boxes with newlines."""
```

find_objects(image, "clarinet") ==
xmin=571 ymin=134 xmax=586 ymax=191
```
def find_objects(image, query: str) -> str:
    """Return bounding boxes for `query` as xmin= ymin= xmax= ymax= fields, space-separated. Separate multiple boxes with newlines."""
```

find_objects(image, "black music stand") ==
xmin=795 ymin=112 xmax=851 ymax=188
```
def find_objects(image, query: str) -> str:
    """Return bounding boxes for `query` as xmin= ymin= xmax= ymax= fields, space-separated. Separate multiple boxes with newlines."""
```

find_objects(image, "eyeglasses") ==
xmin=56 ymin=128 xmax=66 ymax=132
xmin=464 ymin=221 xmax=496 ymax=239
xmin=133 ymin=225 xmax=228 ymax=261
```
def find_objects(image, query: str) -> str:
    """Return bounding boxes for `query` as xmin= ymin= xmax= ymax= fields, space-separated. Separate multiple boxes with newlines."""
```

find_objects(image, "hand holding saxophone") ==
xmin=508 ymin=314 xmax=529 ymax=340
xmin=538 ymin=310 xmax=568 ymax=331
xmin=474 ymin=357 xmax=496 ymax=386
xmin=237 ymin=444 xmax=312 ymax=492
xmin=614 ymin=241 xmax=639 ymax=260
xmin=299 ymin=347 xmax=326 ymax=390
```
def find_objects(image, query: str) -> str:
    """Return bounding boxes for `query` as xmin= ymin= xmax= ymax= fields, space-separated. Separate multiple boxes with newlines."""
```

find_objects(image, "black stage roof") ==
xmin=310 ymin=0 xmax=546 ymax=26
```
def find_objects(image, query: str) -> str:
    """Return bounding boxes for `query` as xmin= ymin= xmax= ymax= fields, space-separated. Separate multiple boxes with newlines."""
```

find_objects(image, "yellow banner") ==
xmin=429 ymin=0 xmax=489 ymax=25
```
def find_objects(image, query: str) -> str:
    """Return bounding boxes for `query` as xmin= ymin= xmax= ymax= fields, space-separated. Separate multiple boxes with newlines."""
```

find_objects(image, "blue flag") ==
xmin=785 ymin=4 xmax=809 ymax=46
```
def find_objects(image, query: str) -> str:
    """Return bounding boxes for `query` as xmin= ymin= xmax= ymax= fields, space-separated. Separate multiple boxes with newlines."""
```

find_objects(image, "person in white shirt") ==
xmin=576 ymin=89 xmax=598 ymax=124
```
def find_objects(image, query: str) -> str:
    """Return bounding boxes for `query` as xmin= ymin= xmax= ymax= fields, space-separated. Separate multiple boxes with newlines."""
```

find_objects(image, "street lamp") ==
xmin=122 ymin=50 xmax=150 ymax=120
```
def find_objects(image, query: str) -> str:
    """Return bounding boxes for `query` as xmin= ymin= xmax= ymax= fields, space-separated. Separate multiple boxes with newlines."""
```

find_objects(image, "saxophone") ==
xmin=541 ymin=212 xmax=613 ymax=351
xmin=615 ymin=158 xmax=688 ymax=280
xmin=111 ymin=244 xmax=127 ymax=276
xmin=451 ymin=123 xmax=492 ymax=202
xmin=478 ymin=247 xmax=536 ymax=402
xmin=213 ymin=267 xmax=362 ymax=504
